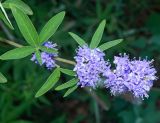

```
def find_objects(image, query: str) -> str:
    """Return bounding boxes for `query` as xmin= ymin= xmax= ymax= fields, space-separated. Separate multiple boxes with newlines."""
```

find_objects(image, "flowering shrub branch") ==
xmin=0 ymin=0 xmax=158 ymax=107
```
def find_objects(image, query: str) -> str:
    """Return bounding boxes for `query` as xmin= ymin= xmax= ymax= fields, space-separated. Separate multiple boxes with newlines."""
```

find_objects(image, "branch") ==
xmin=0 ymin=37 xmax=109 ymax=110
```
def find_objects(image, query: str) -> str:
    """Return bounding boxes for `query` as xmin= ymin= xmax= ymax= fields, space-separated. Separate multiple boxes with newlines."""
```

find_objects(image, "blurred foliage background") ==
xmin=0 ymin=0 xmax=160 ymax=123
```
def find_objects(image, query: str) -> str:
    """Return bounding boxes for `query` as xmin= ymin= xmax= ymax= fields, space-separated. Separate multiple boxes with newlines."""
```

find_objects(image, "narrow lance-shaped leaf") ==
xmin=0 ymin=10 xmax=14 ymax=29
xmin=11 ymin=6 xmax=39 ymax=46
xmin=35 ymin=50 xmax=42 ymax=65
xmin=60 ymin=68 xmax=76 ymax=76
xmin=55 ymin=78 xmax=78 ymax=91
xmin=69 ymin=32 xmax=86 ymax=46
xmin=63 ymin=85 xmax=78 ymax=97
xmin=40 ymin=46 xmax=58 ymax=54
xmin=35 ymin=67 xmax=61 ymax=97
xmin=0 ymin=2 xmax=13 ymax=29
xmin=0 ymin=72 xmax=7 ymax=83
xmin=2 ymin=0 xmax=33 ymax=15
xmin=39 ymin=11 xmax=65 ymax=44
xmin=0 ymin=46 xmax=35 ymax=60
xmin=90 ymin=20 xmax=106 ymax=48
xmin=98 ymin=39 xmax=123 ymax=51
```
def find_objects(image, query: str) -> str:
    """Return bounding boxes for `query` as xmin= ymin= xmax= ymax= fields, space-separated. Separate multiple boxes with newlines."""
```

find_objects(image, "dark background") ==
xmin=0 ymin=0 xmax=160 ymax=123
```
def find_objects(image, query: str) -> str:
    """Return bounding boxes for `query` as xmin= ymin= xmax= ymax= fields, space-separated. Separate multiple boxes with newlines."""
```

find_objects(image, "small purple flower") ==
xmin=74 ymin=45 xmax=110 ymax=88
xmin=31 ymin=41 xmax=58 ymax=70
xmin=104 ymin=54 xmax=157 ymax=99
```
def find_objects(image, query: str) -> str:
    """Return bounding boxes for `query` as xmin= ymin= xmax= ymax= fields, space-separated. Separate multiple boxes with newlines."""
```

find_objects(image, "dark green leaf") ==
xmin=63 ymin=85 xmax=78 ymax=97
xmin=35 ymin=50 xmax=42 ymax=65
xmin=0 ymin=46 xmax=35 ymax=60
xmin=98 ymin=39 xmax=123 ymax=51
xmin=40 ymin=46 xmax=58 ymax=54
xmin=55 ymin=78 xmax=78 ymax=91
xmin=0 ymin=2 xmax=13 ymax=29
xmin=3 ymin=0 xmax=33 ymax=15
xmin=60 ymin=68 xmax=76 ymax=76
xmin=90 ymin=20 xmax=106 ymax=48
xmin=11 ymin=6 xmax=39 ymax=46
xmin=69 ymin=32 xmax=86 ymax=46
xmin=39 ymin=11 xmax=65 ymax=44
xmin=35 ymin=67 xmax=60 ymax=97
xmin=0 ymin=72 xmax=7 ymax=83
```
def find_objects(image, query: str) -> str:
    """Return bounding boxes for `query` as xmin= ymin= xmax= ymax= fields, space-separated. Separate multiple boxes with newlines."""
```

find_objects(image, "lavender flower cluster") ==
xmin=31 ymin=41 xmax=58 ymax=70
xmin=74 ymin=45 xmax=110 ymax=88
xmin=74 ymin=46 xmax=157 ymax=99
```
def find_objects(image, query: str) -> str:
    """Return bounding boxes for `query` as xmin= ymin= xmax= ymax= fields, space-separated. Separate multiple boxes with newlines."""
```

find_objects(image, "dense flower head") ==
xmin=104 ymin=54 xmax=157 ymax=99
xmin=31 ymin=41 xmax=58 ymax=70
xmin=74 ymin=45 xmax=110 ymax=88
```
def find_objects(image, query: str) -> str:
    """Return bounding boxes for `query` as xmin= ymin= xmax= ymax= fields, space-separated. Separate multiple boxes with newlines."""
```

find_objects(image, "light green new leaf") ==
xmin=69 ymin=32 xmax=86 ymax=46
xmin=0 ymin=72 xmax=7 ymax=83
xmin=39 ymin=11 xmax=65 ymax=44
xmin=35 ymin=67 xmax=61 ymax=97
xmin=90 ymin=20 xmax=106 ymax=48
xmin=2 ymin=0 xmax=33 ymax=15
xmin=60 ymin=68 xmax=76 ymax=76
xmin=35 ymin=50 xmax=42 ymax=65
xmin=0 ymin=10 xmax=14 ymax=29
xmin=11 ymin=6 xmax=39 ymax=46
xmin=0 ymin=46 xmax=34 ymax=60
xmin=0 ymin=2 xmax=13 ymax=29
xmin=40 ymin=46 xmax=58 ymax=54
xmin=98 ymin=39 xmax=123 ymax=51
xmin=63 ymin=85 xmax=78 ymax=97
xmin=55 ymin=78 xmax=78 ymax=91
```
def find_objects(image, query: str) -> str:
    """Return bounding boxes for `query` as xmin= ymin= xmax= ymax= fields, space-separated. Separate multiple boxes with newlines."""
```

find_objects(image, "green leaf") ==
xmin=0 ymin=2 xmax=14 ymax=29
xmin=63 ymin=85 xmax=78 ymax=97
xmin=55 ymin=78 xmax=78 ymax=91
xmin=69 ymin=32 xmax=86 ymax=46
xmin=0 ymin=72 xmax=7 ymax=83
xmin=39 ymin=11 xmax=65 ymax=44
xmin=2 ymin=0 xmax=33 ymax=15
xmin=35 ymin=50 xmax=42 ymax=65
xmin=35 ymin=67 xmax=60 ymax=97
xmin=11 ymin=6 xmax=39 ymax=46
xmin=0 ymin=46 xmax=34 ymax=60
xmin=90 ymin=20 xmax=106 ymax=48
xmin=40 ymin=46 xmax=58 ymax=54
xmin=0 ymin=10 xmax=14 ymax=29
xmin=60 ymin=68 xmax=76 ymax=76
xmin=98 ymin=39 xmax=123 ymax=51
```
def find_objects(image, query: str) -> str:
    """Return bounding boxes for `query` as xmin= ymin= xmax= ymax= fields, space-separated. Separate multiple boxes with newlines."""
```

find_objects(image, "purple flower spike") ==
xmin=31 ymin=41 xmax=58 ymax=70
xmin=74 ymin=45 xmax=111 ymax=88
xmin=104 ymin=53 xmax=157 ymax=99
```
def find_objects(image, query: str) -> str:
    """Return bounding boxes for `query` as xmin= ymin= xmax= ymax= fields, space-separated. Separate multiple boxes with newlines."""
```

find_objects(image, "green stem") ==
xmin=0 ymin=37 xmax=76 ymax=65
xmin=0 ymin=37 xmax=23 ymax=48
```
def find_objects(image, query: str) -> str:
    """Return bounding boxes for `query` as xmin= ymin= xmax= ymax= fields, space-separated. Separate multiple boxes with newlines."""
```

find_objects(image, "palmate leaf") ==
xmin=69 ymin=32 xmax=86 ymax=46
xmin=0 ymin=72 xmax=7 ymax=83
xmin=39 ymin=11 xmax=65 ymax=44
xmin=98 ymin=39 xmax=123 ymax=51
xmin=35 ymin=67 xmax=61 ymax=97
xmin=0 ymin=10 xmax=14 ymax=29
xmin=90 ymin=20 xmax=106 ymax=49
xmin=55 ymin=78 xmax=78 ymax=91
xmin=40 ymin=46 xmax=58 ymax=54
xmin=63 ymin=85 xmax=78 ymax=97
xmin=60 ymin=68 xmax=76 ymax=76
xmin=0 ymin=2 xmax=13 ymax=29
xmin=2 ymin=0 xmax=33 ymax=15
xmin=0 ymin=46 xmax=35 ymax=60
xmin=11 ymin=6 xmax=39 ymax=46
xmin=35 ymin=50 xmax=42 ymax=65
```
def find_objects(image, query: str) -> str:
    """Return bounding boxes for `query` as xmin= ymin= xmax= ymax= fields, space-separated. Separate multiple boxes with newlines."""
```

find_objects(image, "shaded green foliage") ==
xmin=0 ymin=0 xmax=160 ymax=123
